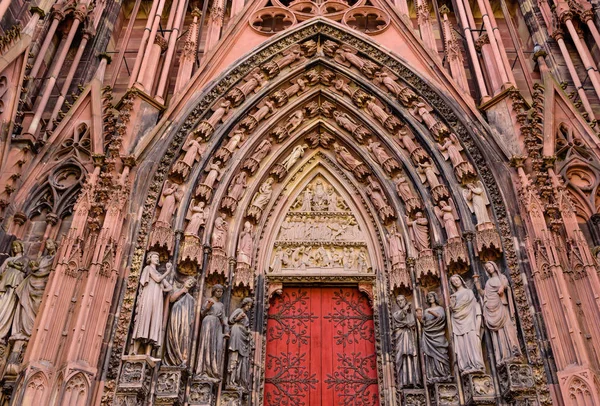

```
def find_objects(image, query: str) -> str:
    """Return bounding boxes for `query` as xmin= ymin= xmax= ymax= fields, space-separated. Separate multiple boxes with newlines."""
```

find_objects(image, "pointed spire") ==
xmin=440 ymin=6 xmax=469 ymax=93
xmin=174 ymin=8 xmax=201 ymax=94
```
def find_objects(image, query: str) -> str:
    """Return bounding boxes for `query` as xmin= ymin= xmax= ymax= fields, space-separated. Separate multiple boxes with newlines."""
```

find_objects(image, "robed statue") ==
xmin=449 ymin=274 xmax=485 ymax=375
xmin=416 ymin=292 xmax=451 ymax=383
xmin=131 ymin=252 xmax=173 ymax=354
xmin=476 ymin=261 xmax=522 ymax=364
xmin=392 ymin=295 xmax=421 ymax=387
xmin=227 ymin=298 xmax=254 ymax=389
xmin=196 ymin=284 xmax=230 ymax=379
xmin=164 ymin=278 xmax=196 ymax=367
xmin=0 ymin=241 xmax=28 ymax=341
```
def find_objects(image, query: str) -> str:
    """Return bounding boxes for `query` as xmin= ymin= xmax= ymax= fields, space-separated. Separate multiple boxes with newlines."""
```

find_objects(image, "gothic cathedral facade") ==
xmin=0 ymin=0 xmax=599 ymax=404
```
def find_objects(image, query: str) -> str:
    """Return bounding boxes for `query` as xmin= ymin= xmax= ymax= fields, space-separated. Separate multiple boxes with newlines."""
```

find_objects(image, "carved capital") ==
xmin=12 ymin=211 xmax=27 ymax=226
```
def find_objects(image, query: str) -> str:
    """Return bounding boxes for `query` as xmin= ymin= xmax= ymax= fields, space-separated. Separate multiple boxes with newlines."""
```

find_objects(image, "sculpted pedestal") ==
xmin=429 ymin=382 xmax=460 ymax=406
xmin=497 ymin=363 xmax=537 ymax=405
xmin=155 ymin=366 xmax=187 ymax=405
xmin=188 ymin=379 xmax=215 ymax=406
xmin=116 ymin=355 xmax=159 ymax=404
xmin=401 ymin=388 xmax=426 ymax=406
xmin=463 ymin=373 xmax=496 ymax=405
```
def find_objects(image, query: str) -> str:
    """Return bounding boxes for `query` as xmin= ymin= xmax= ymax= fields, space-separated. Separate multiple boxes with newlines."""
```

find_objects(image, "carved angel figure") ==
xmin=366 ymin=176 xmax=395 ymax=221
xmin=434 ymin=200 xmax=461 ymax=240
xmin=475 ymin=262 xmax=522 ymax=364
xmin=223 ymin=129 xmax=245 ymax=152
xmin=281 ymin=144 xmax=307 ymax=172
xmin=417 ymin=160 xmax=441 ymax=188
xmin=463 ymin=181 xmax=491 ymax=226
xmin=207 ymin=99 xmax=233 ymax=128
xmin=438 ymin=134 xmax=466 ymax=167
xmin=394 ymin=174 xmax=417 ymax=202
xmin=171 ymin=136 xmax=205 ymax=179
xmin=201 ymin=161 xmax=223 ymax=190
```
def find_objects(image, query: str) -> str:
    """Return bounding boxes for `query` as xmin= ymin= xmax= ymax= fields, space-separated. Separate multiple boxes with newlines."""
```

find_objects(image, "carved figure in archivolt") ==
xmin=271 ymin=77 xmax=307 ymax=107
xmin=226 ymin=68 xmax=264 ymax=106
xmin=397 ymin=127 xmax=427 ymax=163
xmin=227 ymin=298 xmax=254 ymax=389
xmin=333 ymin=143 xmax=369 ymax=179
xmin=387 ymin=224 xmax=408 ymax=277
xmin=11 ymin=239 xmax=56 ymax=340
xmin=333 ymin=110 xmax=371 ymax=143
xmin=222 ymin=171 xmax=248 ymax=214
xmin=407 ymin=211 xmax=431 ymax=253
xmin=463 ymin=181 xmax=491 ymax=226
xmin=248 ymin=177 xmax=274 ymax=221
xmin=193 ymin=99 xmax=233 ymax=139
xmin=475 ymin=262 xmax=522 ymax=365
xmin=237 ymin=222 xmax=254 ymax=267
xmin=185 ymin=201 xmax=207 ymax=236
xmin=312 ymin=180 xmax=328 ymax=211
xmin=0 ymin=241 xmax=28 ymax=341
xmin=242 ymin=139 xmax=272 ymax=174
xmin=449 ymin=274 xmax=485 ymax=375
xmin=261 ymin=44 xmax=304 ymax=78
xmin=171 ymin=135 xmax=206 ymax=180
xmin=216 ymin=129 xmax=246 ymax=162
xmin=323 ymin=40 xmax=379 ymax=78
xmin=150 ymin=182 xmax=183 ymax=251
xmin=365 ymin=98 xmax=403 ymax=132
xmin=417 ymin=160 xmax=441 ymax=188
xmin=435 ymin=200 xmax=461 ymax=240
xmin=164 ymin=278 xmax=196 ymax=367
xmin=368 ymin=140 xmax=400 ymax=174
xmin=209 ymin=215 xmax=229 ymax=276
xmin=196 ymin=284 xmax=229 ymax=379
xmin=241 ymin=100 xmax=275 ymax=132
xmin=282 ymin=144 xmax=307 ymax=172
xmin=412 ymin=100 xmax=449 ymax=139
xmin=393 ymin=295 xmax=421 ymax=387
xmin=196 ymin=160 xmax=223 ymax=201
xmin=416 ymin=292 xmax=451 ymax=383
xmin=394 ymin=174 xmax=422 ymax=214
xmin=366 ymin=176 xmax=395 ymax=222
xmin=438 ymin=134 xmax=475 ymax=181
xmin=132 ymin=252 xmax=173 ymax=354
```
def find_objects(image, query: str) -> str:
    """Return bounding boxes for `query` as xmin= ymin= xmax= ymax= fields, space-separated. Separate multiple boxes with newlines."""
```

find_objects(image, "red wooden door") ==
xmin=264 ymin=287 xmax=379 ymax=406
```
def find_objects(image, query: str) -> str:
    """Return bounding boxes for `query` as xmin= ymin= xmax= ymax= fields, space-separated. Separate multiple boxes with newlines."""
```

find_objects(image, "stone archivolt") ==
xmin=99 ymin=30 xmax=544 ymax=406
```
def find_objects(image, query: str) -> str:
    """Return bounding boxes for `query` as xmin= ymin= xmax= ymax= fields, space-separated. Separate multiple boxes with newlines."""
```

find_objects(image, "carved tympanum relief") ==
xmin=270 ymin=176 xmax=371 ymax=274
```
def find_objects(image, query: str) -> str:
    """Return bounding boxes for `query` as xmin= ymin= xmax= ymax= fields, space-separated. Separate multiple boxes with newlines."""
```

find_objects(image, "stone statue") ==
xmin=449 ymin=274 xmax=485 ymax=375
xmin=202 ymin=161 xmax=223 ymax=190
xmin=132 ymin=252 xmax=173 ymax=354
xmin=366 ymin=176 xmax=395 ymax=221
xmin=367 ymin=140 xmax=400 ymax=173
xmin=237 ymin=222 xmax=254 ymax=268
xmin=407 ymin=211 xmax=430 ymax=252
xmin=11 ymin=239 xmax=56 ymax=340
xmin=392 ymin=295 xmax=420 ymax=387
xmin=212 ymin=215 xmax=228 ymax=250
xmin=476 ymin=261 xmax=522 ymax=364
xmin=196 ymin=284 xmax=229 ymax=379
xmin=463 ymin=181 xmax=491 ymax=226
xmin=394 ymin=174 xmax=417 ymax=202
xmin=243 ymin=139 xmax=272 ymax=174
xmin=171 ymin=136 xmax=206 ymax=179
xmin=227 ymin=172 xmax=248 ymax=202
xmin=281 ymin=144 xmax=307 ymax=172
xmin=0 ymin=240 xmax=28 ymax=341
xmin=300 ymin=187 xmax=313 ymax=211
xmin=438 ymin=134 xmax=465 ymax=167
xmin=415 ymin=292 xmax=450 ymax=383
xmin=435 ymin=200 xmax=461 ymax=240
xmin=374 ymin=69 xmax=403 ymax=97
xmin=156 ymin=182 xmax=183 ymax=226
xmin=227 ymin=298 xmax=254 ymax=389
xmin=164 ymin=278 xmax=196 ymax=367
xmin=417 ymin=160 xmax=441 ymax=188
xmin=387 ymin=224 xmax=405 ymax=271
xmin=250 ymin=177 xmax=274 ymax=211
xmin=185 ymin=201 xmax=207 ymax=236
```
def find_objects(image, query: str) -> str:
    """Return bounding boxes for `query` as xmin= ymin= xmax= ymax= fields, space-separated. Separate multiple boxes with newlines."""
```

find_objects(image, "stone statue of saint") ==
xmin=281 ymin=144 xmax=307 ymax=172
xmin=11 ymin=239 xmax=56 ymax=341
xmin=392 ymin=295 xmax=420 ymax=387
xmin=387 ymin=224 xmax=405 ymax=271
xmin=185 ymin=201 xmax=207 ymax=236
xmin=237 ymin=222 xmax=254 ymax=268
xmin=449 ymin=274 xmax=485 ymax=375
xmin=0 ymin=240 xmax=28 ymax=341
xmin=435 ymin=200 xmax=460 ymax=240
xmin=463 ymin=181 xmax=491 ymax=226
xmin=196 ymin=284 xmax=229 ymax=379
xmin=415 ymin=292 xmax=450 ymax=383
xmin=164 ymin=278 xmax=196 ymax=367
xmin=476 ymin=261 xmax=522 ymax=364
xmin=131 ymin=252 xmax=173 ymax=354
xmin=227 ymin=298 xmax=254 ymax=389
xmin=212 ymin=215 xmax=228 ymax=250
xmin=156 ymin=182 xmax=183 ymax=226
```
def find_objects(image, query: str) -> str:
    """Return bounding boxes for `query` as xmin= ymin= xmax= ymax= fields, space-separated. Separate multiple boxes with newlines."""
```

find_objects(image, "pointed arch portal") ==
xmin=105 ymin=19 xmax=549 ymax=406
